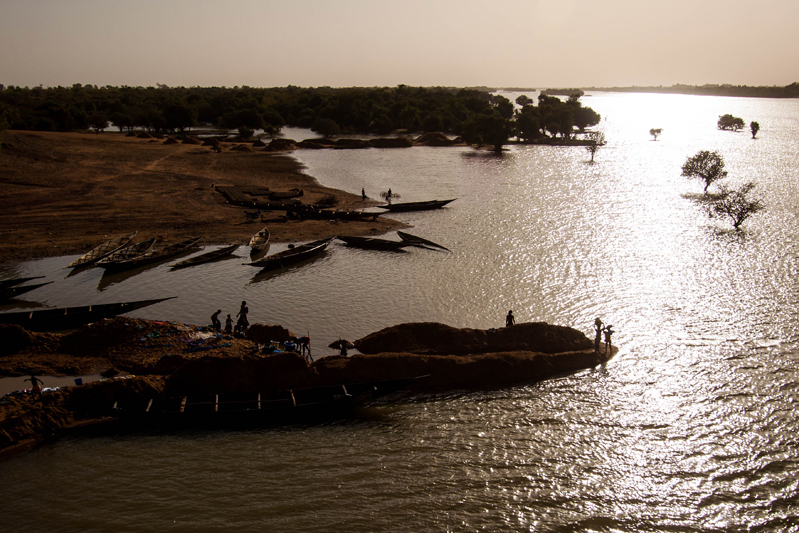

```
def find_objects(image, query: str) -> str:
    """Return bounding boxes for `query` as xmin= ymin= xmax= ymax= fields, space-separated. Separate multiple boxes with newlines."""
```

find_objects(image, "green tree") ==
xmin=750 ymin=121 xmax=760 ymax=139
xmin=649 ymin=128 xmax=662 ymax=141
xmin=718 ymin=114 xmax=745 ymax=131
xmin=311 ymin=118 xmax=340 ymax=137
xmin=681 ymin=150 xmax=727 ymax=193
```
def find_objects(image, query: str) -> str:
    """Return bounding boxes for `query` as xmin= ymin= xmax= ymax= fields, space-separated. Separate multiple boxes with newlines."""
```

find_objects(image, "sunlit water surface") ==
xmin=2 ymin=93 xmax=799 ymax=531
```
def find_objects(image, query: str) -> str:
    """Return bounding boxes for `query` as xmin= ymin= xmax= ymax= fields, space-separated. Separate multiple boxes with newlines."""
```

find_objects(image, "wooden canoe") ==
xmin=0 ymin=276 xmax=46 ymax=289
xmin=397 ymin=231 xmax=451 ymax=251
xmin=98 ymin=237 xmax=201 ymax=272
xmin=337 ymin=235 xmax=410 ymax=251
xmin=97 ymin=237 xmax=157 ymax=266
xmin=245 ymin=237 xmax=333 ymax=271
xmin=377 ymin=199 xmax=456 ymax=212
xmin=0 ymin=296 xmax=176 ymax=331
xmin=65 ymin=231 xmax=138 ymax=268
xmin=0 ymin=281 xmax=54 ymax=302
xmin=170 ymin=244 xmax=240 ymax=270
xmin=249 ymin=227 xmax=270 ymax=251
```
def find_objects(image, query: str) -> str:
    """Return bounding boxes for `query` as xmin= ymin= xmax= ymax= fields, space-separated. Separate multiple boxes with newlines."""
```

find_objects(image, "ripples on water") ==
xmin=2 ymin=94 xmax=799 ymax=531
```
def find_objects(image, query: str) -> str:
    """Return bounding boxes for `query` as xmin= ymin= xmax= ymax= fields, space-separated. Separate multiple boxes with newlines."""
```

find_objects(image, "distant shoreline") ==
xmin=498 ymin=83 xmax=799 ymax=99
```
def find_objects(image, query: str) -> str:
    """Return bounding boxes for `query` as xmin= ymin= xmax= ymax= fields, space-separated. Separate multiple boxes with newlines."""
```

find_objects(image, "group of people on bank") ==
xmin=211 ymin=301 xmax=249 ymax=334
xmin=505 ymin=310 xmax=614 ymax=354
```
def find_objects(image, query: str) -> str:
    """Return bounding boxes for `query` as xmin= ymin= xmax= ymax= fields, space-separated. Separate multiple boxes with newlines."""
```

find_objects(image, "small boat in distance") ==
xmin=245 ymin=237 xmax=333 ymax=271
xmin=97 ymin=237 xmax=157 ymax=266
xmin=0 ymin=296 xmax=176 ymax=331
xmin=377 ymin=199 xmax=456 ymax=212
xmin=249 ymin=227 xmax=270 ymax=252
xmin=397 ymin=231 xmax=450 ymax=251
xmin=65 ymin=231 xmax=138 ymax=269
xmin=98 ymin=237 xmax=201 ymax=272
xmin=337 ymin=235 xmax=410 ymax=251
xmin=170 ymin=244 xmax=240 ymax=270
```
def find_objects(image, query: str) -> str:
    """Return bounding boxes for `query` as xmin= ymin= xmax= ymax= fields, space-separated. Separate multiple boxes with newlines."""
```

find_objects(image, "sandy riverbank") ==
xmin=0 ymin=131 xmax=405 ymax=264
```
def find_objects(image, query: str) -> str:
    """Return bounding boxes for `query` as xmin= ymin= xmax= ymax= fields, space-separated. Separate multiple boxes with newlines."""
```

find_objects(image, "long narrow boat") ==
xmin=337 ymin=235 xmax=410 ymax=251
xmin=65 ymin=231 xmax=138 ymax=268
xmin=397 ymin=231 xmax=451 ymax=251
xmin=0 ymin=281 xmax=54 ymax=302
xmin=377 ymin=199 xmax=456 ymax=212
xmin=98 ymin=237 xmax=201 ymax=273
xmin=96 ymin=237 xmax=157 ymax=267
xmin=0 ymin=296 xmax=176 ymax=331
xmin=245 ymin=237 xmax=333 ymax=271
xmin=0 ymin=276 xmax=45 ymax=289
xmin=248 ymin=227 xmax=270 ymax=252
xmin=170 ymin=244 xmax=240 ymax=270
xmin=109 ymin=376 xmax=427 ymax=429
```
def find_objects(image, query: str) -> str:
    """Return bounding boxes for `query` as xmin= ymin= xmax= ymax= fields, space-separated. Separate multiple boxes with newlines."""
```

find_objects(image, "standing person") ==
xmin=603 ymin=324 xmax=614 ymax=355
xmin=236 ymin=301 xmax=249 ymax=332
xmin=299 ymin=335 xmax=312 ymax=362
xmin=594 ymin=318 xmax=603 ymax=353
xmin=24 ymin=375 xmax=44 ymax=395
xmin=224 ymin=314 xmax=234 ymax=334
xmin=387 ymin=188 xmax=392 ymax=199
xmin=211 ymin=309 xmax=222 ymax=331
xmin=362 ymin=188 xmax=367 ymax=200
xmin=506 ymin=310 xmax=515 ymax=327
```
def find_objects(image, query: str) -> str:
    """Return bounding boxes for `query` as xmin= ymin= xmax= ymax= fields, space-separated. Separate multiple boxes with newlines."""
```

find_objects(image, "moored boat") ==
xmin=0 ymin=296 xmax=176 ymax=331
xmin=0 ymin=281 xmax=54 ymax=302
xmin=377 ymin=199 xmax=456 ymax=212
xmin=249 ymin=227 xmax=270 ymax=251
xmin=337 ymin=235 xmax=410 ymax=251
xmin=245 ymin=237 xmax=333 ymax=271
xmin=170 ymin=244 xmax=240 ymax=270
xmin=98 ymin=237 xmax=201 ymax=272
xmin=0 ymin=276 xmax=45 ymax=289
xmin=97 ymin=237 xmax=157 ymax=267
xmin=397 ymin=231 xmax=451 ymax=251
xmin=65 ymin=231 xmax=138 ymax=268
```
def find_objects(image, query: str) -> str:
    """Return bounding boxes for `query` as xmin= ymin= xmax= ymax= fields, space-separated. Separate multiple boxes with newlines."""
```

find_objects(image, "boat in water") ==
xmin=65 ymin=231 xmax=138 ymax=269
xmin=245 ymin=237 xmax=333 ymax=271
xmin=0 ymin=297 xmax=176 ymax=331
xmin=98 ymin=237 xmax=201 ymax=273
xmin=337 ymin=235 xmax=410 ymax=251
xmin=397 ymin=231 xmax=451 ymax=251
xmin=377 ymin=199 xmax=456 ymax=212
xmin=0 ymin=281 xmax=54 ymax=302
xmin=96 ymin=237 xmax=157 ymax=267
xmin=170 ymin=244 xmax=240 ymax=270
xmin=248 ymin=227 xmax=270 ymax=252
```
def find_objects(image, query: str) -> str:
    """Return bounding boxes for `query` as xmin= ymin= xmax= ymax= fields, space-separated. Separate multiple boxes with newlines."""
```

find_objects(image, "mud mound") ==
xmin=202 ymin=138 xmax=221 ymax=147
xmin=334 ymin=138 xmax=370 ymax=149
xmin=164 ymin=353 xmax=314 ymax=395
xmin=59 ymin=317 xmax=153 ymax=356
xmin=232 ymin=144 xmax=253 ymax=152
xmin=181 ymin=137 xmax=202 ymax=145
xmin=246 ymin=324 xmax=297 ymax=343
xmin=67 ymin=375 xmax=166 ymax=414
xmin=251 ymin=139 xmax=266 ymax=147
xmin=0 ymin=325 xmax=59 ymax=356
xmin=369 ymin=137 xmax=413 ymax=148
xmin=265 ymin=138 xmax=298 ymax=151
xmin=415 ymin=132 xmax=455 ymax=146
xmin=137 ymin=132 xmax=154 ymax=139
xmin=163 ymin=137 xmax=179 ymax=145
xmin=354 ymin=322 xmax=591 ymax=355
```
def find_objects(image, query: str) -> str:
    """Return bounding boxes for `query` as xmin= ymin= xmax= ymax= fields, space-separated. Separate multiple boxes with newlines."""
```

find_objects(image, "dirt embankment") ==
xmin=0 ymin=131 xmax=405 ymax=264
xmin=0 ymin=318 xmax=613 ymax=457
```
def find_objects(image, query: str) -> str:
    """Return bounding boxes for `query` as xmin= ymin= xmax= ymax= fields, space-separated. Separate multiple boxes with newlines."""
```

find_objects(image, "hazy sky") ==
xmin=2 ymin=0 xmax=797 ymax=89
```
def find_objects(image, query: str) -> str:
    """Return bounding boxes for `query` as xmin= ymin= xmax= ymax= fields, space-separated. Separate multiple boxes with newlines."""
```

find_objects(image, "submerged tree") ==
xmin=706 ymin=182 xmax=764 ymax=230
xmin=585 ymin=131 xmax=606 ymax=162
xmin=718 ymin=114 xmax=745 ymax=131
xmin=750 ymin=121 xmax=760 ymax=139
xmin=649 ymin=128 xmax=662 ymax=141
xmin=681 ymin=150 xmax=727 ymax=193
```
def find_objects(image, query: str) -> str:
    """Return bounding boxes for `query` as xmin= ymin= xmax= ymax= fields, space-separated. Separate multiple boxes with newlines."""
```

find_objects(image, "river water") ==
xmin=2 ymin=93 xmax=799 ymax=531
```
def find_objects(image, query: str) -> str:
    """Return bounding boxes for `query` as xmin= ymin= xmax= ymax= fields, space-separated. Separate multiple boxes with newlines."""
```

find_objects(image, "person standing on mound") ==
xmin=236 ymin=301 xmax=249 ymax=332
xmin=506 ymin=310 xmax=515 ymax=327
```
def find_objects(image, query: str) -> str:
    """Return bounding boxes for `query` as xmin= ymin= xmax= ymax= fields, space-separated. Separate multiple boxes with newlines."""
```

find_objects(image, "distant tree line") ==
xmin=0 ymin=84 xmax=600 ymax=150
xmin=581 ymin=82 xmax=799 ymax=99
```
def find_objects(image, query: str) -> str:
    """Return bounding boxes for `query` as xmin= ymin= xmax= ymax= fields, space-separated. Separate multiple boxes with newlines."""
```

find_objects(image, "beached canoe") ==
xmin=170 ymin=244 xmax=240 ymax=270
xmin=249 ymin=227 xmax=270 ymax=251
xmin=377 ymin=199 xmax=456 ymax=212
xmin=397 ymin=231 xmax=451 ymax=251
xmin=0 ymin=281 xmax=54 ymax=302
xmin=97 ymin=237 xmax=157 ymax=267
xmin=109 ymin=376 xmax=427 ymax=429
xmin=245 ymin=237 xmax=333 ymax=271
xmin=0 ymin=296 xmax=176 ymax=331
xmin=65 ymin=231 xmax=138 ymax=268
xmin=337 ymin=235 xmax=410 ymax=251
xmin=98 ymin=237 xmax=201 ymax=272
xmin=0 ymin=276 xmax=46 ymax=289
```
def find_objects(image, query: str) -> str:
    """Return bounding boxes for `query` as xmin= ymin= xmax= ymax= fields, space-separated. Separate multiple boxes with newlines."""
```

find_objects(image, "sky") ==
xmin=1 ymin=0 xmax=798 ymax=89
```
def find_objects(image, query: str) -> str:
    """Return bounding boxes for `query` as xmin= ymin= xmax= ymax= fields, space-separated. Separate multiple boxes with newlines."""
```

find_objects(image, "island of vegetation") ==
xmin=581 ymin=82 xmax=799 ymax=99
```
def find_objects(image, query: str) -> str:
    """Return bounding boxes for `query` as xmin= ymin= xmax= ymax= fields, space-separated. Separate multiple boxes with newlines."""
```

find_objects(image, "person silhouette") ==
xmin=603 ymin=325 xmax=614 ymax=355
xmin=594 ymin=318 xmax=603 ymax=353
xmin=506 ymin=310 xmax=515 ymax=327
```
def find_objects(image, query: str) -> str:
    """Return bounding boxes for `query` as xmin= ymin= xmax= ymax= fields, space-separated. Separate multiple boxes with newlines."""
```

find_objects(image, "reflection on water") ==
xmin=2 ymin=93 xmax=799 ymax=531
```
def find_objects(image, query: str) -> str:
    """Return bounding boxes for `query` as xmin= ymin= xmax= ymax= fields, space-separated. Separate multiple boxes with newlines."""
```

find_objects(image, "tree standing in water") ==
xmin=649 ymin=128 xmax=662 ymax=141
xmin=750 ymin=121 xmax=760 ymax=139
xmin=586 ymin=131 xmax=606 ymax=162
xmin=681 ymin=150 xmax=727 ymax=193
xmin=707 ymin=182 xmax=764 ymax=230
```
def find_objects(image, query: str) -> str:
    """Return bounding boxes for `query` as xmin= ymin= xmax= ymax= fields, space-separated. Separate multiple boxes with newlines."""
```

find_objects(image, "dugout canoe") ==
xmin=397 ymin=231 xmax=451 ymax=251
xmin=0 ymin=296 xmax=176 ymax=331
xmin=0 ymin=281 xmax=54 ymax=302
xmin=65 ymin=231 xmax=138 ymax=269
xmin=170 ymin=244 xmax=240 ymax=270
xmin=96 ymin=237 xmax=157 ymax=267
xmin=337 ymin=235 xmax=410 ymax=251
xmin=377 ymin=199 xmax=456 ymax=212
xmin=98 ymin=237 xmax=202 ymax=273
xmin=244 ymin=237 xmax=333 ymax=271
xmin=248 ymin=227 xmax=270 ymax=252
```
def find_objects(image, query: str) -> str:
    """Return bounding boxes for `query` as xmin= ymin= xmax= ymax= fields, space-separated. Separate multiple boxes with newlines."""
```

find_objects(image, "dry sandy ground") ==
xmin=0 ymin=131 xmax=404 ymax=264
